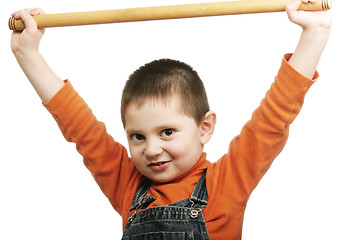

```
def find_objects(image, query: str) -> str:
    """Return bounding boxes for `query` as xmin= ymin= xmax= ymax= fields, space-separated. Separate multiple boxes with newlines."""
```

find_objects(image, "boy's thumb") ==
xmin=286 ymin=0 xmax=301 ymax=13
xmin=286 ymin=0 xmax=301 ymax=22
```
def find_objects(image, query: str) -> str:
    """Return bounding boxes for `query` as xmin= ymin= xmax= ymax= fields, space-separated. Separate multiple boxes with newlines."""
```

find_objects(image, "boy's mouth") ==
xmin=148 ymin=161 xmax=171 ymax=171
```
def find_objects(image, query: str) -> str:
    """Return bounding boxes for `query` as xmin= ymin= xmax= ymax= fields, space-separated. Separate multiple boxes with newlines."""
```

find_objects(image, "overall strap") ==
xmin=128 ymin=178 xmax=155 ymax=212
xmin=189 ymin=169 xmax=208 ymax=206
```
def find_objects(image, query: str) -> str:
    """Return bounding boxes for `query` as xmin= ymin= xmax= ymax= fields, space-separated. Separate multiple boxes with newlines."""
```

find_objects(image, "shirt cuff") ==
xmin=283 ymin=53 xmax=320 ymax=82
xmin=43 ymin=80 xmax=74 ymax=113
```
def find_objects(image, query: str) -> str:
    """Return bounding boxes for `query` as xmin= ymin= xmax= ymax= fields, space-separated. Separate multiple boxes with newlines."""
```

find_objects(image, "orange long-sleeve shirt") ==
xmin=43 ymin=54 xmax=318 ymax=239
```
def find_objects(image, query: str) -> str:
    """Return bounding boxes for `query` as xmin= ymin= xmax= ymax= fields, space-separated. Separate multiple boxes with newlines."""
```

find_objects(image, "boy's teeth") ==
xmin=153 ymin=162 xmax=165 ymax=166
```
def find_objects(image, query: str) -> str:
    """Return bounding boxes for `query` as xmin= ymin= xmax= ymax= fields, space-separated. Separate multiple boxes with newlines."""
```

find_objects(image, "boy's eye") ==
xmin=130 ymin=134 xmax=145 ymax=141
xmin=160 ymin=129 xmax=175 ymax=137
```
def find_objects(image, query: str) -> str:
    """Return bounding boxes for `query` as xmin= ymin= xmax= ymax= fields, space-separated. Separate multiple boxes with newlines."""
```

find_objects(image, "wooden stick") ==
xmin=9 ymin=0 xmax=332 ymax=31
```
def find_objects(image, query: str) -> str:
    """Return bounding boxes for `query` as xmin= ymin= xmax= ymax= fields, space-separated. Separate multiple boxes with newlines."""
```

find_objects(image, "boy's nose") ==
xmin=144 ymin=138 xmax=163 ymax=159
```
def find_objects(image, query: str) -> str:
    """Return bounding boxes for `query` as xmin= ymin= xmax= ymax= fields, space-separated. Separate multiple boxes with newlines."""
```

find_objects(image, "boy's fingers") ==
xmin=30 ymin=8 xmax=46 ymax=15
xmin=24 ymin=8 xmax=34 ymax=16
xmin=301 ymin=0 xmax=317 ymax=3
xmin=30 ymin=8 xmax=40 ymax=15
xmin=38 ymin=8 xmax=46 ymax=15
xmin=20 ymin=10 xmax=38 ymax=31
xmin=14 ymin=10 xmax=23 ymax=19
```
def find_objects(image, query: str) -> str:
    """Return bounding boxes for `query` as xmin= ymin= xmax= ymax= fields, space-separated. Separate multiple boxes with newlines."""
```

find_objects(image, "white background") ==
xmin=1 ymin=0 xmax=359 ymax=239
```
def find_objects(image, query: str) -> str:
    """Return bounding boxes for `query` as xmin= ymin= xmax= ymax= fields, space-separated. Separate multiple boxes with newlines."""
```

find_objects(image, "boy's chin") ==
xmin=148 ymin=174 xmax=177 ymax=183
xmin=146 ymin=171 xmax=183 ymax=183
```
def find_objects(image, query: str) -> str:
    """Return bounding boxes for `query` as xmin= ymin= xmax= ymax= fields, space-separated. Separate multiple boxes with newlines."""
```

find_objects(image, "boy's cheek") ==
xmin=128 ymin=147 xmax=142 ymax=162
xmin=128 ymin=142 xmax=142 ymax=153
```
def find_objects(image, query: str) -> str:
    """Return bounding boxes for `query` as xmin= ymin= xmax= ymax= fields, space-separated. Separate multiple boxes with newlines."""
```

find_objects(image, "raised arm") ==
xmin=11 ymin=8 xmax=136 ymax=214
xmin=286 ymin=0 xmax=332 ymax=78
xmin=207 ymin=0 xmax=332 ymax=203
xmin=11 ymin=9 xmax=64 ymax=103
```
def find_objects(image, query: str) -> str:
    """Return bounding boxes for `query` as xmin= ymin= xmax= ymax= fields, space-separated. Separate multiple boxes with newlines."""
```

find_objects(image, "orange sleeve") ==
xmin=43 ymin=81 xmax=139 ymax=215
xmin=207 ymin=54 xmax=319 ymax=203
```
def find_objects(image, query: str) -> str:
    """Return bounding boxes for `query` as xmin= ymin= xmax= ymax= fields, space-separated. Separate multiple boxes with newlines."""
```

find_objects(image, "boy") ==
xmin=11 ymin=0 xmax=331 ymax=238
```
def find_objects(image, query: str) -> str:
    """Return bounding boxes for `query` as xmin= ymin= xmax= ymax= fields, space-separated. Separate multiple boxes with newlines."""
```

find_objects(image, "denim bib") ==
xmin=122 ymin=171 xmax=210 ymax=240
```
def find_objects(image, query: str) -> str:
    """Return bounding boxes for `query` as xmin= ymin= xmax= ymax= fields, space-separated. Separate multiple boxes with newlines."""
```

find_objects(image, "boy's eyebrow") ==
xmin=125 ymin=128 xmax=138 ymax=135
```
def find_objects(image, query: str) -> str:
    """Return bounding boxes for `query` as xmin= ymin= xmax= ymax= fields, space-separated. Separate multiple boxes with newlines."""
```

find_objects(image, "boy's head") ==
xmin=121 ymin=59 xmax=210 ymax=127
xmin=121 ymin=59 xmax=216 ymax=182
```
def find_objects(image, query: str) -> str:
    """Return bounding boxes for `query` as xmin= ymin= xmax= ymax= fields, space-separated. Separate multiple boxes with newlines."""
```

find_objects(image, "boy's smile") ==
xmin=124 ymin=96 xmax=206 ymax=183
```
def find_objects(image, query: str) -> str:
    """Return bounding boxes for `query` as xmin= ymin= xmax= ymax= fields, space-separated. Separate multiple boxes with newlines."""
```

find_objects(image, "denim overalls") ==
xmin=122 ymin=171 xmax=210 ymax=239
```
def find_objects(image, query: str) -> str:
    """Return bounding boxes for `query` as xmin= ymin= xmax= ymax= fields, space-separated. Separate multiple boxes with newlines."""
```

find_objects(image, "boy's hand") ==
xmin=286 ymin=0 xmax=332 ymax=32
xmin=11 ymin=8 xmax=45 ymax=57
xmin=285 ymin=0 xmax=332 ymax=79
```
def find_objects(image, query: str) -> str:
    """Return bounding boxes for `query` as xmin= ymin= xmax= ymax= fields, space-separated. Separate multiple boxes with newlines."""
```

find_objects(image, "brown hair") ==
xmin=121 ymin=59 xmax=210 ymax=126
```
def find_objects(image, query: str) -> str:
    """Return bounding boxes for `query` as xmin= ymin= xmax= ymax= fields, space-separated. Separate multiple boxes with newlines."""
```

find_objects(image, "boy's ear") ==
xmin=200 ymin=111 xmax=216 ymax=145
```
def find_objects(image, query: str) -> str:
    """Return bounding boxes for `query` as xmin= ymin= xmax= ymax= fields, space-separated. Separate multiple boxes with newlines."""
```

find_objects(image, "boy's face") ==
xmin=124 ymin=96 xmax=204 ymax=183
